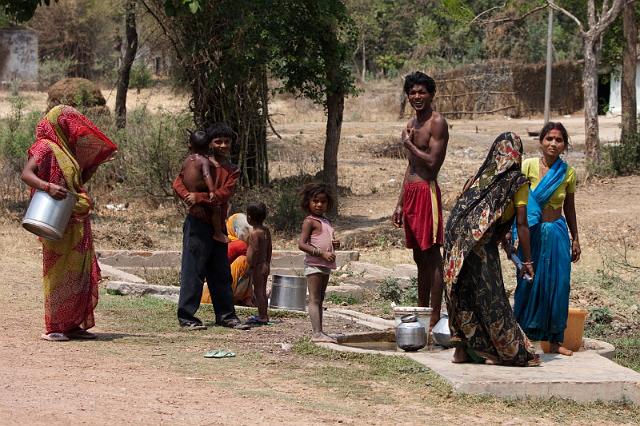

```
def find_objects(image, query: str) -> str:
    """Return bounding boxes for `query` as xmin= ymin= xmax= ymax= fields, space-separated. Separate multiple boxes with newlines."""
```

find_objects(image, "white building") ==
xmin=609 ymin=68 xmax=640 ymax=115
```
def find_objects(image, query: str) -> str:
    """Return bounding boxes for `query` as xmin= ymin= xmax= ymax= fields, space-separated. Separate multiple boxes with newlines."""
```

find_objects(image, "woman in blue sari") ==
xmin=514 ymin=122 xmax=581 ymax=356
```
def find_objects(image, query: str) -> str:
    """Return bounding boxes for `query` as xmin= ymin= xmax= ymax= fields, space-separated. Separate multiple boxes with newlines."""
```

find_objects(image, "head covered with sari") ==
xmin=30 ymin=105 xmax=118 ymax=215
xmin=35 ymin=105 xmax=118 ymax=173
xmin=443 ymin=132 xmax=527 ymax=288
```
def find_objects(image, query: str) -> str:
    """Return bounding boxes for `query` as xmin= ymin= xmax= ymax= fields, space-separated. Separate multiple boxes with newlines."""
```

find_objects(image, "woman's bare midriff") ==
xmin=541 ymin=207 xmax=562 ymax=222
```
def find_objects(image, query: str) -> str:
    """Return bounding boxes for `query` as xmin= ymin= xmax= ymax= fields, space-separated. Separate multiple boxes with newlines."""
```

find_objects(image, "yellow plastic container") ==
xmin=540 ymin=307 xmax=588 ymax=353
xmin=562 ymin=307 xmax=588 ymax=352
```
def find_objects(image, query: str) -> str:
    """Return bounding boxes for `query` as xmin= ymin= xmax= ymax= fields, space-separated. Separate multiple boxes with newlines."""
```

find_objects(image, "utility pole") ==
xmin=543 ymin=7 xmax=554 ymax=124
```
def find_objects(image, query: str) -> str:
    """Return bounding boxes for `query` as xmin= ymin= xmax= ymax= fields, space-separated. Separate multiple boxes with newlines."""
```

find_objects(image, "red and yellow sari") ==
xmin=28 ymin=105 xmax=117 ymax=333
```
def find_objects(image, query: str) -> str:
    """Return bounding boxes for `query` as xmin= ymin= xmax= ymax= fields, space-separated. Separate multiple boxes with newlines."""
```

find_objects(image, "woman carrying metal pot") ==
xmin=21 ymin=105 xmax=117 ymax=342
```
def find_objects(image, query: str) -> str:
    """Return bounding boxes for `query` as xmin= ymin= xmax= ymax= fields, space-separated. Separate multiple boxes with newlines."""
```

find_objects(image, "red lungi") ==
xmin=403 ymin=180 xmax=443 ymax=251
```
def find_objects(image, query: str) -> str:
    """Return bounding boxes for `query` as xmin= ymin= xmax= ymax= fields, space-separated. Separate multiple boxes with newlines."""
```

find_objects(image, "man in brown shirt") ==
xmin=172 ymin=122 xmax=247 ymax=330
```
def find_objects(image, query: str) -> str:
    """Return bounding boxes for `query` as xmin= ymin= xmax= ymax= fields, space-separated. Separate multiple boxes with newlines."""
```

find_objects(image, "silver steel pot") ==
xmin=396 ymin=314 xmax=426 ymax=352
xmin=22 ymin=190 xmax=77 ymax=240
xmin=269 ymin=274 xmax=307 ymax=311
xmin=431 ymin=313 xmax=452 ymax=347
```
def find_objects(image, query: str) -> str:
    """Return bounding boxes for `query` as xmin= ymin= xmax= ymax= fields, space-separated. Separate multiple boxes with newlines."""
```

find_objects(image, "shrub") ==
xmin=38 ymin=57 xmax=76 ymax=90
xmin=271 ymin=183 xmax=306 ymax=233
xmin=130 ymin=63 xmax=154 ymax=90
xmin=589 ymin=307 xmax=613 ymax=325
xmin=378 ymin=277 xmax=402 ymax=304
xmin=87 ymin=107 xmax=190 ymax=199
xmin=401 ymin=277 xmax=419 ymax=305
xmin=592 ymin=133 xmax=640 ymax=176
xmin=0 ymin=92 xmax=40 ymax=174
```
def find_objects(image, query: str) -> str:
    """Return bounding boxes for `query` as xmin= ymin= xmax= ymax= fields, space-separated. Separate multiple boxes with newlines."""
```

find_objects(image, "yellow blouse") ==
xmin=501 ymin=183 xmax=529 ymax=223
xmin=522 ymin=158 xmax=576 ymax=210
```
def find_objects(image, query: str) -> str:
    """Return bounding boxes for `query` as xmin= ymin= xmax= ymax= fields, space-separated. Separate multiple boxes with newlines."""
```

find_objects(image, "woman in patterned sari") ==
xmin=514 ymin=122 xmax=580 ymax=356
xmin=443 ymin=132 xmax=539 ymax=366
xmin=21 ymin=105 xmax=117 ymax=342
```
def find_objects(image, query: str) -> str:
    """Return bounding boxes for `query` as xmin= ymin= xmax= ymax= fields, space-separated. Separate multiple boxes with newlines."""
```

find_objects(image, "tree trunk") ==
xmin=583 ymin=38 xmax=600 ymax=163
xmin=621 ymin=2 xmax=637 ymax=140
xmin=361 ymin=35 xmax=366 ymax=83
xmin=115 ymin=0 xmax=138 ymax=129
xmin=323 ymin=89 xmax=344 ymax=215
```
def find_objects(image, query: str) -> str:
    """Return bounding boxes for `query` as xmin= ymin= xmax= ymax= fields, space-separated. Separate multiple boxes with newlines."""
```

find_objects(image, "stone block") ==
xmin=325 ymin=284 xmax=365 ymax=302
xmin=106 ymin=281 xmax=179 ymax=297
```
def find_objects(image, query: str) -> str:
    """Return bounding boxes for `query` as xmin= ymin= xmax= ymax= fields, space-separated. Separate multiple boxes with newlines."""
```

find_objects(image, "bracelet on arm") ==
xmin=44 ymin=182 xmax=51 ymax=193
xmin=522 ymin=261 xmax=533 ymax=266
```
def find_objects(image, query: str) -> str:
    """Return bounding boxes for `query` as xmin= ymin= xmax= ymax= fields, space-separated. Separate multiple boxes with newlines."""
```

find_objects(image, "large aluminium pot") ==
xmin=396 ymin=314 xmax=426 ymax=352
xmin=22 ymin=190 xmax=77 ymax=240
xmin=269 ymin=274 xmax=307 ymax=311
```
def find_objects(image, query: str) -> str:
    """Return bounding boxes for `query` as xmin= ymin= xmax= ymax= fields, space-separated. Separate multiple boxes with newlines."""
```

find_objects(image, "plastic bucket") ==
xmin=540 ymin=307 xmax=588 ymax=353
xmin=562 ymin=307 xmax=588 ymax=351
xmin=393 ymin=306 xmax=432 ymax=335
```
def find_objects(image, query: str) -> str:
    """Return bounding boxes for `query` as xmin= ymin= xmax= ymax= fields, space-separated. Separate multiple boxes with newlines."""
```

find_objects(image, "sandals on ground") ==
xmin=204 ymin=349 xmax=236 ymax=358
xmin=245 ymin=316 xmax=270 ymax=327
xmin=41 ymin=333 xmax=69 ymax=342
xmin=66 ymin=328 xmax=97 ymax=340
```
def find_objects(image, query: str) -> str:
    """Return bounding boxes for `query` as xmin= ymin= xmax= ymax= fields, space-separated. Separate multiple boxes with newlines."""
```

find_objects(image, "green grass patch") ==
xmin=326 ymin=293 xmax=359 ymax=305
xmin=293 ymin=337 xmax=450 ymax=397
xmin=235 ymin=306 xmax=307 ymax=319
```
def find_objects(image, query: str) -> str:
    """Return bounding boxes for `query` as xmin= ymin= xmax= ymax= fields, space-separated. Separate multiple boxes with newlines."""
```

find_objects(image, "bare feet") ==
xmin=451 ymin=346 xmax=471 ymax=363
xmin=311 ymin=332 xmax=337 ymax=344
xmin=552 ymin=343 xmax=573 ymax=356
xmin=213 ymin=232 xmax=229 ymax=244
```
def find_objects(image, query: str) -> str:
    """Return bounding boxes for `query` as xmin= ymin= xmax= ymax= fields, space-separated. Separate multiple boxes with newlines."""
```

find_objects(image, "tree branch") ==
xmin=469 ymin=3 xmax=506 ymax=25
xmin=139 ymin=0 xmax=184 ymax=61
xmin=592 ymin=0 xmax=631 ymax=40
xmin=474 ymin=4 xmax=547 ymax=26
xmin=547 ymin=0 xmax=585 ymax=34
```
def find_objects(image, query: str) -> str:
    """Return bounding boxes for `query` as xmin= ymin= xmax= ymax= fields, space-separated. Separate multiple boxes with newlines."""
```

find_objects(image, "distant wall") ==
xmin=0 ymin=28 xmax=38 ymax=83
xmin=433 ymin=61 xmax=583 ymax=119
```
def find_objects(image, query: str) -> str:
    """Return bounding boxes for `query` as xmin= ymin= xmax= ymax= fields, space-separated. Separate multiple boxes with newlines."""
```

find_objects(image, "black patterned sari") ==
xmin=443 ymin=132 xmax=538 ymax=366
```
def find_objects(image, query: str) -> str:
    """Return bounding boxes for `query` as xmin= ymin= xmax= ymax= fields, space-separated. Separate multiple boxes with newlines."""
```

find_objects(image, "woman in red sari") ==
xmin=21 ymin=105 xmax=117 ymax=342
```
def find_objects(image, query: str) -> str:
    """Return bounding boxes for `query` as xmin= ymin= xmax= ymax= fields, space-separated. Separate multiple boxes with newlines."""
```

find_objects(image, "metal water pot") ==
xmin=269 ymin=274 xmax=307 ymax=311
xmin=396 ymin=314 xmax=426 ymax=352
xmin=22 ymin=190 xmax=77 ymax=240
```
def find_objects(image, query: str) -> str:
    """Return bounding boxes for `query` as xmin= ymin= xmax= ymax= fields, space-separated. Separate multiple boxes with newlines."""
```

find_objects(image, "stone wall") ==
xmin=0 ymin=28 xmax=38 ymax=83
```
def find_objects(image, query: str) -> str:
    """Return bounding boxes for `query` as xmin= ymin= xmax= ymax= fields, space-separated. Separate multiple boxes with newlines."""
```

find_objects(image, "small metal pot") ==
xmin=396 ymin=314 xmax=426 ymax=352
xmin=22 ymin=190 xmax=77 ymax=240
xmin=269 ymin=274 xmax=307 ymax=311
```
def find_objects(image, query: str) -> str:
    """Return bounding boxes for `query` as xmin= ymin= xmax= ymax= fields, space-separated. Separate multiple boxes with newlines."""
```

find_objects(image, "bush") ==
xmin=130 ymin=63 xmax=154 ymax=90
xmin=0 ymin=92 xmax=40 ymax=174
xmin=38 ymin=57 xmax=76 ymax=90
xmin=85 ymin=107 xmax=190 ymax=199
xmin=593 ymin=133 xmax=640 ymax=176
xmin=401 ymin=277 xmax=419 ymax=305
xmin=271 ymin=183 xmax=307 ymax=233
xmin=378 ymin=277 xmax=402 ymax=304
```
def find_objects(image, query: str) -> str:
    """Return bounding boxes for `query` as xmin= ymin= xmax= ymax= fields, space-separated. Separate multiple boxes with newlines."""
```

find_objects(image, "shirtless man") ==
xmin=392 ymin=71 xmax=449 ymax=330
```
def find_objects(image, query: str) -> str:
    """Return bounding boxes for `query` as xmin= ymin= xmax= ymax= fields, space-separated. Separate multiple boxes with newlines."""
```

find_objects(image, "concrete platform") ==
xmin=320 ymin=308 xmax=640 ymax=404
xmin=97 ymin=249 xmax=359 ymax=269
xmin=407 ymin=349 xmax=640 ymax=404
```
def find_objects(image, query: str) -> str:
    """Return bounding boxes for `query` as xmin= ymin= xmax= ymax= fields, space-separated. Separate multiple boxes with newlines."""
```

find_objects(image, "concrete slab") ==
xmin=325 ymin=284 xmax=365 ymax=302
xmin=99 ymin=263 xmax=147 ymax=283
xmin=106 ymin=281 xmax=180 ymax=297
xmin=319 ymin=309 xmax=640 ymax=404
xmin=405 ymin=349 xmax=640 ymax=404
xmin=98 ymin=249 xmax=359 ymax=269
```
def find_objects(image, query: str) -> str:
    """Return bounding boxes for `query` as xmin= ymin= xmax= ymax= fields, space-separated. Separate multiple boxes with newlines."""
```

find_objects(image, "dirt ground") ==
xmin=1 ymin=84 xmax=639 ymax=424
